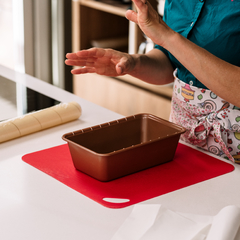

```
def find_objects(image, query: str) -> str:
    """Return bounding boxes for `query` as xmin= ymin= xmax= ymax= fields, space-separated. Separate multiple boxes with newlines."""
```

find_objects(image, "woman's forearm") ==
xmin=129 ymin=49 xmax=175 ymax=85
xmin=163 ymin=32 xmax=240 ymax=107
xmin=126 ymin=0 xmax=240 ymax=107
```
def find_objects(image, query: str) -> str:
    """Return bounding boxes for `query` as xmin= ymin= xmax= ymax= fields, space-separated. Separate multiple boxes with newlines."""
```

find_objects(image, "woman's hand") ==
xmin=125 ymin=0 xmax=174 ymax=47
xmin=65 ymin=48 xmax=136 ymax=76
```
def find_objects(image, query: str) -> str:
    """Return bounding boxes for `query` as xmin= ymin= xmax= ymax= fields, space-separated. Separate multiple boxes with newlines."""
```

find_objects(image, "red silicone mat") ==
xmin=22 ymin=143 xmax=234 ymax=208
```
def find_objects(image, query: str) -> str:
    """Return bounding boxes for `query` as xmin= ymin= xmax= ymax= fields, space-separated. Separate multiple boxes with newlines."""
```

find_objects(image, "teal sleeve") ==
xmin=154 ymin=44 xmax=168 ymax=56
xmin=154 ymin=44 xmax=176 ymax=70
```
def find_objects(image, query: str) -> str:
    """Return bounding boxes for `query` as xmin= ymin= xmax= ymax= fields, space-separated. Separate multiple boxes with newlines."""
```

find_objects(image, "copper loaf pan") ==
xmin=62 ymin=113 xmax=185 ymax=181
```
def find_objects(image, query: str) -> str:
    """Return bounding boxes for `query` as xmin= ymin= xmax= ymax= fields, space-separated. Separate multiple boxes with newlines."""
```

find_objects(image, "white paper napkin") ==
xmin=206 ymin=205 xmax=240 ymax=240
xmin=111 ymin=205 xmax=240 ymax=240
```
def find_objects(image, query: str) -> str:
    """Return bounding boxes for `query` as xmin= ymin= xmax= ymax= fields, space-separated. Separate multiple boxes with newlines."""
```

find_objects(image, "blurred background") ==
xmin=0 ymin=0 xmax=171 ymax=121
xmin=0 ymin=0 xmax=72 ymax=91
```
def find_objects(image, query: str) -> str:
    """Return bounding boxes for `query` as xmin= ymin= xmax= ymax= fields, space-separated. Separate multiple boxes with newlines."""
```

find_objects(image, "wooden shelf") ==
xmin=78 ymin=0 xmax=131 ymax=17
xmin=116 ymin=75 xmax=172 ymax=99
xmin=74 ymin=73 xmax=172 ymax=120
xmin=72 ymin=0 xmax=172 ymax=119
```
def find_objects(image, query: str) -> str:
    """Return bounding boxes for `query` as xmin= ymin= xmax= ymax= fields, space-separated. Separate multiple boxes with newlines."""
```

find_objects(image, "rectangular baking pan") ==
xmin=62 ymin=113 xmax=185 ymax=181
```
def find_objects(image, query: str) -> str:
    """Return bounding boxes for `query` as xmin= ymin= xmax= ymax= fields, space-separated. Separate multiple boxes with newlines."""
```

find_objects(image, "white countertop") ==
xmin=1 ymin=65 xmax=240 ymax=240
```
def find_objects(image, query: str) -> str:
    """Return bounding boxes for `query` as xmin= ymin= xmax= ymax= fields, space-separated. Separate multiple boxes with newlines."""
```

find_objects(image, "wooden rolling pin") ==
xmin=0 ymin=101 xmax=82 ymax=143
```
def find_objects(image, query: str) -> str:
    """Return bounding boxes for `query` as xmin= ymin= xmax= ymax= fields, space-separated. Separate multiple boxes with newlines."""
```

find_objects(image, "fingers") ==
xmin=76 ymin=48 xmax=106 ymax=58
xmin=65 ymin=58 xmax=96 ymax=67
xmin=125 ymin=10 xmax=138 ymax=24
xmin=65 ymin=48 xmax=131 ymax=76
xmin=131 ymin=0 xmax=149 ymax=12
xmin=71 ymin=67 xmax=96 ymax=75
xmin=66 ymin=48 xmax=104 ymax=60
xmin=65 ymin=52 xmax=78 ymax=59
xmin=65 ymin=49 xmax=100 ymax=68
xmin=132 ymin=0 xmax=148 ymax=7
xmin=116 ymin=64 xmax=123 ymax=75
xmin=125 ymin=0 xmax=149 ymax=25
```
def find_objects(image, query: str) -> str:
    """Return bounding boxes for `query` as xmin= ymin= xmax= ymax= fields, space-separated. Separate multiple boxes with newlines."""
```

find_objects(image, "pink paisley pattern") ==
xmin=170 ymin=70 xmax=240 ymax=163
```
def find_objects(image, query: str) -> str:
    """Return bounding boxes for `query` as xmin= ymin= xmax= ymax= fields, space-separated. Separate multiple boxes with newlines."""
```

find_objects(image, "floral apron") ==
xmin=170 ymin=70 xmax=240 ymax=163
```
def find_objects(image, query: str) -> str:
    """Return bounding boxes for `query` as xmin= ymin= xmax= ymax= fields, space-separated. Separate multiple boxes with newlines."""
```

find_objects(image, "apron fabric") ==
xmin=170 ymin=70 xmax=240 ymax=163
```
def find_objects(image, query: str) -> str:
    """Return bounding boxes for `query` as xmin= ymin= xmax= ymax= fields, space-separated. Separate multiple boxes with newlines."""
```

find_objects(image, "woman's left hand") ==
xmin=125 ymin=0 xmax=174 ymax=47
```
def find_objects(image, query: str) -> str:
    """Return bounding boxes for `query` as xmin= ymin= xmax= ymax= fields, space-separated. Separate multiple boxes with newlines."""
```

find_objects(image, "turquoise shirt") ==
xmin=155 ymin=0 xmax=240 ymax=89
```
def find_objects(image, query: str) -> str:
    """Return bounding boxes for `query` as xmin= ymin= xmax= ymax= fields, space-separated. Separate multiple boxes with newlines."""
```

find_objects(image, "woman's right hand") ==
xmin=65 ymin=47 xmax=136 ymax=77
